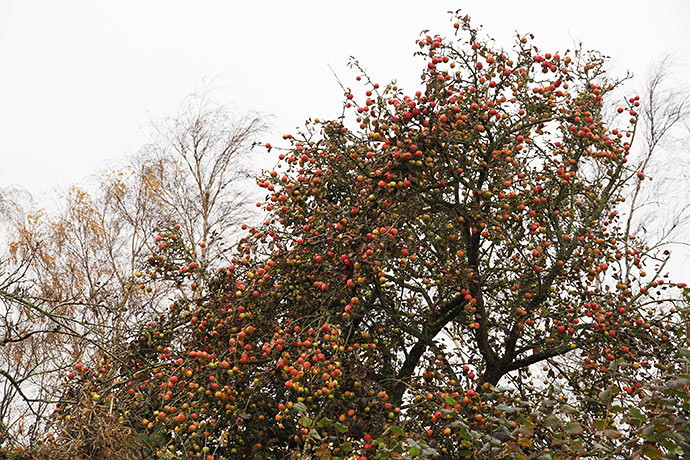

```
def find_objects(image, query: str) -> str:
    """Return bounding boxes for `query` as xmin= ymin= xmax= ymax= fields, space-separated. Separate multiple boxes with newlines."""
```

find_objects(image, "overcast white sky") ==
xmin=1 ymin=1 xmax=689 ymax=200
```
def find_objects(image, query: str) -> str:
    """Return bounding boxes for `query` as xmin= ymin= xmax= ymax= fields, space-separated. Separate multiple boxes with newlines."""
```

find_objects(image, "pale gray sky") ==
xmin=1 ymin=1 xmax=689 ymax=199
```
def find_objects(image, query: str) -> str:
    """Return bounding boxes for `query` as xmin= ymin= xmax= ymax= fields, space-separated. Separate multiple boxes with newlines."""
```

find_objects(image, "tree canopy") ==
xmin=5 ymin=11 xmax=690 ymax=460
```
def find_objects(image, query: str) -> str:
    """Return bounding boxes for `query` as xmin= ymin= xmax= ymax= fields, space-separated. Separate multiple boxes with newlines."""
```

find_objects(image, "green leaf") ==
xmin=561 ymin=404 xmax=578 ymax=414
xmin=517 ymin=437 xmax=533 ymax=447
xmin=294 ymin=402 xmax=307 ymax=413
xmin=340 ymin=442 xmax=352 ymax=452
xmin=641 ymin=444 xmax=662 ymax=459
xmin=494 ymin=403 xmax=518 ymax=414
xmin=389 ymin=425 xmax=405 ymax=436
xmin=610 ymin=405 xmax=625 ymax=413
xmin=334 ymin=422 xmax=348 ymax=433
xmin=593 ymin=419 xmax=606 ymax=431
xmin=517 ymin=425 xmax=534 ymax=437
xmin=317 ymin=417 xmax=333 ymax=428
xmin=408 ymin=439 xmax=422 ymax=456
xmin=678 ymin=348 xmax=690 ymax=358
xmin=654 ymin=423 xmax=670 ymax=433
xmin=565 ymin=422 xmax=584 ymax=435
xmin=598 ymin=388 xmax=612 ymax=404
xmin=443 ymin=395 xmax=457 ymax=406
xmin=518 ymin=415 xmax=535 ymax=428
xmin=629 ymin=407 xmax=646 ymax=422
xmin=603 ymin=429 xmax=622 ymax=439
xmin=299 ymin=417 xmax=312 ymax=428
xmin=544 ymin=415 xmax=561 ymax=428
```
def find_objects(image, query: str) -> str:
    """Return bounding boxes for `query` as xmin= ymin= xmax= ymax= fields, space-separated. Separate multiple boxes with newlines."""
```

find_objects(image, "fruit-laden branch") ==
xmin=493 ymin=160 xmax=627 ymax=385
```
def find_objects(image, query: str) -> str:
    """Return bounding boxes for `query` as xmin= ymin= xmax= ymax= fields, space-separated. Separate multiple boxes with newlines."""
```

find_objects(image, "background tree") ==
xmin=621 ymin=55 xmax=690 ymax=258
xmin=0 ymin=93 xmax=266 ymax=455
xmin=132 ymin=91 xmax=267 ymax=269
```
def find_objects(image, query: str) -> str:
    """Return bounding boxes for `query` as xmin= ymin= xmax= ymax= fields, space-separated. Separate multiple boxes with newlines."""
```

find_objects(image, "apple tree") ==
xmin=42 ymin=12 xmax=689 ymax=460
